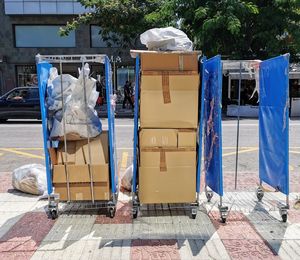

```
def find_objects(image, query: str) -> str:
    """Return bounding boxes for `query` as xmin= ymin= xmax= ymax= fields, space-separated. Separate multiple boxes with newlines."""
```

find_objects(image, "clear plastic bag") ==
xmin=12 ymin=164 xmax=47 ymax=195
xmin=140 ymin=27 xmax=193 ymax=51
xmin=48 ymin=63 xmax=102 ymax=139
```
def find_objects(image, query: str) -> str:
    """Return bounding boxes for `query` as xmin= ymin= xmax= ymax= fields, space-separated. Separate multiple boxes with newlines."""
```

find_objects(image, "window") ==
xmin=91 ymin=26 xmax=119 ymax=48
xmin=16 ymin=65 xmax=37 ymax=87
xmin=7 ymin=89 xmax=29 ymax=101
xmin=15 ymin=25 xmax=75 ymax=47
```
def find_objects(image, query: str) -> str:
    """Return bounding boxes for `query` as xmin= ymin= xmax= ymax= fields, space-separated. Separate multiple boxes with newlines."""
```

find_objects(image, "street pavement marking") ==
xmin=0 ymin=148 xmax=44 ymax=159
xmin=13 ymin=148 xmax=43 ymax=150
xmin=222 ymin=148 xmax=258 ymax=157
xmin=290 ymin=151 xmax=300 ymax=154
xmin=121 ymin=152 xmax=129 ymax=169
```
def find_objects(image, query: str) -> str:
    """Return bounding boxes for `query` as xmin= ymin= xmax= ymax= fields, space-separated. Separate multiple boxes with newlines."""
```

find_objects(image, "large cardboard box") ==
xmin=139 ymin=52 xmax=199 ymax=71
xmin=139 ymin=129 xmax=177 ymax=148
xmin=140 ymin=72 xmax=199 ymax=128
xmin=52 ymin=131 xmax=110 ymax=201
xmin=139 ymin=149 xmax=196 ymax=203
xmin=53 ymin=164 xmax=110 ymax=201
xmin=177 ymin=130 xmax=197 ymax=148
xmin=139 ymin=129 xmax=197 ymax=148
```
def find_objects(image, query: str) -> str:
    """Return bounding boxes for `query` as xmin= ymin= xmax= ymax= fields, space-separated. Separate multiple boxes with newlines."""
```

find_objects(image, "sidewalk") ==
xmin=0 ymin=171 xmax=299 ymax=259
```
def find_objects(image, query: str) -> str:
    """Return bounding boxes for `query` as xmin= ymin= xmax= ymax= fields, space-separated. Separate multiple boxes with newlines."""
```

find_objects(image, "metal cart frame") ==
xmin=36 ymin=54 xmax=118 ymax=219
xmin=131 ymin=55 xmax=200 ymax=219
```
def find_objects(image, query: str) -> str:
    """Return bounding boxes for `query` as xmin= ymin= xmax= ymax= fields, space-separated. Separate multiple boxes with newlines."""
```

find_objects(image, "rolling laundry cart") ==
xmin=256 ymin=54 xmax=290 ymax=222
xmin=36 ymin=54 xmax=118 ymax=219
xmin=200 ymin=55 xmax=228 ymax=223
xmin=131 ymin=51 xmax=201 ymax=219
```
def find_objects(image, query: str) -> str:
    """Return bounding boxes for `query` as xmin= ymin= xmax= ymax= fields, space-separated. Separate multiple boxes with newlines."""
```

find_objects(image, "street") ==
xmin=1 ymin=118 xmax=299 ymax=191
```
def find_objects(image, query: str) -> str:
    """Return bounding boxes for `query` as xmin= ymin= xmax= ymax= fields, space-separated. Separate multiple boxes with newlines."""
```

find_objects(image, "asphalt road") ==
xmin=0 ymin=118 xmax=299 ymax=176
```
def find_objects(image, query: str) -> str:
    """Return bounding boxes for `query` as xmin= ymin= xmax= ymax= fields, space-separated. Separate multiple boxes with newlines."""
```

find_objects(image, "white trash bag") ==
xmin=12 ymin=164 xmax=47 ymax=195
xmin=121 ymin=164 xmax=133 ymax=192
xmin=140 ymin=27 xmax=193 ymax=51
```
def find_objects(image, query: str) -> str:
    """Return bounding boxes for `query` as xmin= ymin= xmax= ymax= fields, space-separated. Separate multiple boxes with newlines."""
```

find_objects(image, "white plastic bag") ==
xmin=12 ymin=164 xmax=47 ymax=195
xmin=48 ymin=63 xmax=102 ymax=139
xmin=121 ymin=164 xmax=133 ymax=192
xmin=140 ymin=27 xmax=193 ymax=51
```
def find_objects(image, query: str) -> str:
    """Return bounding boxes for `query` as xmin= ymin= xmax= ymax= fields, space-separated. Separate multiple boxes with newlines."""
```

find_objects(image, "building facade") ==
xmin=0 ymin=0 xmax=135 ymax=100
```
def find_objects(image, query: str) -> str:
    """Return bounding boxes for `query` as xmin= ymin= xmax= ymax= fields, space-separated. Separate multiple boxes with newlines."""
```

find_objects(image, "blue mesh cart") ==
xmin=36 ymin=54 xmax=118 ymax=219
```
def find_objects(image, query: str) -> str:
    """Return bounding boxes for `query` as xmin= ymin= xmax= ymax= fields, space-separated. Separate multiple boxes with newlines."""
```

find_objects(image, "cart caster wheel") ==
xmin=282 ymin=214 xmax=287 ymax=223
xmin=108 ymin=207 xmax=116 ymax=218
xmin=132 ymin=208 xmax=138 ymax=219
xmin=206 ymin=191 xmax=213 ymax=202
xmin=50 ymin=209 xmax=58 ymax=220
xmin=191 ymin=213 xmax=197 ymax=219
xmin=221 ymin=217 xmax=227 ymax=223
xmin=256 ymin=187 xmax=264 ymax=202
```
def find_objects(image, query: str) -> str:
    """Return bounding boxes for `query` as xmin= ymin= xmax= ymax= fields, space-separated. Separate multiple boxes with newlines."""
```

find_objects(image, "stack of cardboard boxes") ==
xmin=137 ymin=51 xmax=200 ymax=204
xmin=49 ymin=131 xmax=110 ymax=201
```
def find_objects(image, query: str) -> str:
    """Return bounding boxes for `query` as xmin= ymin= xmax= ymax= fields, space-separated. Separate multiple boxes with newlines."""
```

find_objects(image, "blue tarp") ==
xmin=201 ymin=55 xmax=223 ymax=196
xmin=259 ymin=54 xmax=289 ymax=195
xmin=37 ymin=62 xmax=53 ymax=195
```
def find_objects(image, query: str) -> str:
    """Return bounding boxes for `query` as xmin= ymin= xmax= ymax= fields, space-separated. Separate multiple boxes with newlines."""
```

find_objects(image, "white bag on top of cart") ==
xmin=140 ymin=27 xmax=193 ymax=51
xmin=12 ymin=164 xmax=47 ymax=195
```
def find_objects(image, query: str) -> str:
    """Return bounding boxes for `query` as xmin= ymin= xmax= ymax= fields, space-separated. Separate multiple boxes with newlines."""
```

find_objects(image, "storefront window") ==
xmin=16 ymin=65 xmax=37 ymax=87
xmin=116 ymin=67 xmax=135 ymax=103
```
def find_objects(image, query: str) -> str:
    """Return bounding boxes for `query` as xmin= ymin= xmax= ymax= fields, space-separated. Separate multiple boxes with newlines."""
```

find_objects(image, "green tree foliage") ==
xmin=61 ymin=0 xmax=300 ymax=60
xmin=179 ymin=0 xmax=300 ymax=60
xmin=60 ymin=0 xmax=176 ymax=48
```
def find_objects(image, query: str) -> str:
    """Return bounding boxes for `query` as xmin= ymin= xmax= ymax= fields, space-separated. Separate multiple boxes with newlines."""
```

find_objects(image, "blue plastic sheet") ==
xmin=201 ymin=55 xmax=223 ymax=196
xmin=259 ymin=54 xmax=289 ymax=195
xmin=37 ymin=62 xmax=53 ymax=195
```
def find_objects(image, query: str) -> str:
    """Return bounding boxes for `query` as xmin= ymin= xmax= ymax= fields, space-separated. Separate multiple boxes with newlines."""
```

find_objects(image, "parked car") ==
xmin=0 ymin=87 xmax=41 ymax=122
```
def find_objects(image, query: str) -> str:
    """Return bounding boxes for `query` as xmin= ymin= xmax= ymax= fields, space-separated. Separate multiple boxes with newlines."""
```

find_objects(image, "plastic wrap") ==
xmin=259 ymin=55 xmax=289 ymax=194
xmin=121 ymin=164 xmax=133 ymax=192
xmin=12 ymin=164 xmax=47 ymax=195
xmin=202 ymin=56 xmax=223 ymax=196
xmin=140 ymin=27 xmax=193 ymax=51
xmin=47 ymin=63 xmax=102 ymax=139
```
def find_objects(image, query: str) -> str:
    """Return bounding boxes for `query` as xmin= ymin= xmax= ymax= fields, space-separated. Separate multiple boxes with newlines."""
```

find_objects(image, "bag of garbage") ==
xmin=121 ymin=164 xmax=133 ymax=192
xmin=48 ymin=63 xmax=102 ymax=140
xmin=12 ymin=164 xmax=47 ymax=195
xmin=140 ymin=27 xmax=193 ymax=51
xmin=47 ymin=68 xmax=77 ymax=112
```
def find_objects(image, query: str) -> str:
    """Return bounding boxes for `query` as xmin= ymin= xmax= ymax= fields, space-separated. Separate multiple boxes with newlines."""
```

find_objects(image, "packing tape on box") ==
xmin=178 ymin=55 xmax=184 ymax=71
xmin=141 ymin=147 xmax=196 ymax=152
xmin=160 ymin=150 xmax=167 ymax=172
xmin=162 ymin=72 xmax=171 ymax=104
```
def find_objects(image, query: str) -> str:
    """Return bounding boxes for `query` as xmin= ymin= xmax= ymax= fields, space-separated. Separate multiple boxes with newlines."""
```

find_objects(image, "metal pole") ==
xmin=60 ymin=60 xmax=71 ymax=202
xmin=234 ymin=62 xmax=242 ymax=190
xmin=81 ymin=59 xmax=95 ymax=204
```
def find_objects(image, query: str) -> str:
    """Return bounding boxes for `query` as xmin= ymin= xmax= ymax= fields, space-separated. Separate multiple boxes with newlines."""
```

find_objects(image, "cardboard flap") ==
xmin=162 ymin=72 xmax=171 ymax=104
xmin=160 ymin=150 xmax=167 ymax=172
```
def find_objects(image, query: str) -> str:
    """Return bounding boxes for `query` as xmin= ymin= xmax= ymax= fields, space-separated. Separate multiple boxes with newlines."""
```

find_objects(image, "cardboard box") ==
xmin=139 ymin=149 xmax=196 ymax=168
xmin=138 ymin=148 xmax=196 ymax=203
xmin=139 ymin=129 xmax=197 ymax=148
xmin=53 ymin=164 xmax=110 ymax=201
xmin=52 ymin=131 xmax=110 ymax=201
xmin=140 ymin=73 xmax=199 ymax=128
xmin=178 ymin=130 xmax=197 ymax=147
xmin=139 ymin=129 xmax=178 ymax=148
xmin=139 ymin=166 xmax=196 ymax=203
xmin=54 ymin=183 xmax=110 ymax=201
xmin=140 ymin=52 xmax=199 ymax=71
